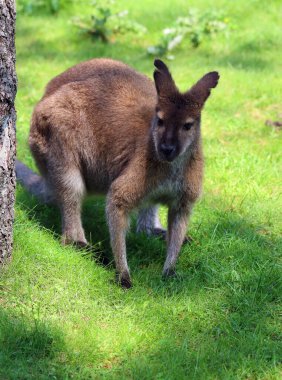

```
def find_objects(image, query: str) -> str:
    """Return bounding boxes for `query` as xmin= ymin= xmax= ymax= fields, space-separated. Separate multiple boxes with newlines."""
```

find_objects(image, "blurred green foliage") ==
xmin=148 ymin=9 xmax=230 ymax=59
xmin=72 ymin=0 xmax=146 ymax=42
xmin=17 ymin=0 xmax=72 ymax=14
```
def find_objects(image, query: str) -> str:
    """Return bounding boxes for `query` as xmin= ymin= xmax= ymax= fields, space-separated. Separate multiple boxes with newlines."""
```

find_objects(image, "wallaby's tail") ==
xmin=16 ymin=160 xmax=54 ymax=204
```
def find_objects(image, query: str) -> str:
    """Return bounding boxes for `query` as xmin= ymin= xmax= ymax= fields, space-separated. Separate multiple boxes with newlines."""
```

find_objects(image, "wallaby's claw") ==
xmin=73 ymin=241 xmax=89 ymax=249
xmin=116 ymin=271 xmax=132 ymax=289
xmin=120 ymin=277 xmax=132 ymax=289
xmin=162 ymin=268 xmax=177 ymax=279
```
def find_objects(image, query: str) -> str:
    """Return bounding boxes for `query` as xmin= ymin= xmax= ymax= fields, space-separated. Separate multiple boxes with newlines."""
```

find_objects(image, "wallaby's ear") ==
xmin=188 ymin=71 xmax=219 ymax=106
xmin=153 ymin=59 xmax=177 ymax=97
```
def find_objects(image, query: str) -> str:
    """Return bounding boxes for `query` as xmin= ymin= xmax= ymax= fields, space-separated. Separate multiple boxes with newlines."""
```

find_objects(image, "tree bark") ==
xmin=0 ymin=0 xmax=17 ymax=264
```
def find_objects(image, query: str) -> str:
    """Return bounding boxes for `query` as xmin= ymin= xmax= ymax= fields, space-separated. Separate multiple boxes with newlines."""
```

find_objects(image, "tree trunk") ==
xmin=0 ymin=0 xmax=17 ymax=264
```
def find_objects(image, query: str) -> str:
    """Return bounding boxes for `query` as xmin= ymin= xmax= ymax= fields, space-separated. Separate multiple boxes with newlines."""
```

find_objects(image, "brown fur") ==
xmin=24 ymin=58 xmax=219 ymax=287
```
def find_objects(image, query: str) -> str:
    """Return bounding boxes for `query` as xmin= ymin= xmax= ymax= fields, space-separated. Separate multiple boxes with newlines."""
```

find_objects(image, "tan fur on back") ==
xmin=30 ymin=59 xmax=157 ymax=193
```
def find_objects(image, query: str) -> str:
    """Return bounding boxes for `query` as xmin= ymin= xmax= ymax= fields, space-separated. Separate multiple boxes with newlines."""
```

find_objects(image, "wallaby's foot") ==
xmin=73 ymin=240 xmax=89 ymax=249
xmin=62 ymin=236 xmax=88 ymax=246
xmin=116 ymin=271 xmax=132 ymax=289
xmin=162 ymin=268 xmax=177 ymax=279
xmin=152 ymin=228 xmax=193 ymax=246
xmin=61 ymin=225 xmax=87 ymax=247
xmin=152 ymin=227 xmax=167 ymax=239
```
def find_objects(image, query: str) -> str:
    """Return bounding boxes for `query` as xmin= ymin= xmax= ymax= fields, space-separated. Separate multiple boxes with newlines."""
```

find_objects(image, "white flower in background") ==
xmin=167 ymin=34 xmax=183 ymax=50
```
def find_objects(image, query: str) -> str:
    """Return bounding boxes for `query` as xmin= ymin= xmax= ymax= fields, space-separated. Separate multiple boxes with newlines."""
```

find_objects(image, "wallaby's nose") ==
xmin=160 ymin=143 xmax=176 ymax=157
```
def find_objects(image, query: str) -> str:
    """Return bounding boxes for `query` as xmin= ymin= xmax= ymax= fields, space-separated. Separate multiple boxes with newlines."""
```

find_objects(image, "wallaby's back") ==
xmin=29 ymin=59 xmax=157 ymax=192
xmin=44 ymin=58 xmax=154 ymax=98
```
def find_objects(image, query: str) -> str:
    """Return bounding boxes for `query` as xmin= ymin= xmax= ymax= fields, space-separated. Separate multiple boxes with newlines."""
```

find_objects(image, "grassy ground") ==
xmin=1 ymin=0 xmax=281 ymax=378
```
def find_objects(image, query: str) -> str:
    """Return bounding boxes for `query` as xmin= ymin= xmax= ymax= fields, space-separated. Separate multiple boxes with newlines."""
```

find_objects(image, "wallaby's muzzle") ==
xmin=159 ymin=143 xmax=178 ymax=162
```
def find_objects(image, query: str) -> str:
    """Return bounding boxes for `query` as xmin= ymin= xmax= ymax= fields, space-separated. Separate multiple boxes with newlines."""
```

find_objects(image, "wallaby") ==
xmin=16 ymin=58 xmax=219 ymax=288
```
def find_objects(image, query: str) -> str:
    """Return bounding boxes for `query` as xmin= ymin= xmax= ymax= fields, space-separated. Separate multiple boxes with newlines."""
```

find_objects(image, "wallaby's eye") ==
xmin=183 ymin=122 xmax=193 ymax=131
xmin=157 ymin=118 xmax=164 ymax=127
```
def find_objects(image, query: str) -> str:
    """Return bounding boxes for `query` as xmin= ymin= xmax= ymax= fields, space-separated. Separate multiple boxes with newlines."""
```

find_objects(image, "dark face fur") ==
xmin=152 ymin=59 xmax=219 ymax=162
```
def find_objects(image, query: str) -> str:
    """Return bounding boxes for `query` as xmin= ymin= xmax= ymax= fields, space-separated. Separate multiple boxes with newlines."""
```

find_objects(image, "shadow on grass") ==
xmin=116 ymin=272 xmax=281 ymax=378
xmin=111 ymin=214 xmax=281 ymax=378
xmin=109 ymin=326 xmax=280 ymax=379
xmin=0 ymin=307 xmax=108 ymax=379
xmin=16 ymin=186 xmax=166 ymax=269
xmin=14 ymin=187 xmax=282 ymax=378
xmin=16 ymin=186 xmax=281 ymax=279
xmin=0 ymin=309 xmax=70 ymax=379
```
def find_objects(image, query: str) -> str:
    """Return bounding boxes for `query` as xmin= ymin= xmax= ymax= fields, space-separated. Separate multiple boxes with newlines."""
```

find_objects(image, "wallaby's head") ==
xmin=152 ymin=59 xmax=219 ymax=162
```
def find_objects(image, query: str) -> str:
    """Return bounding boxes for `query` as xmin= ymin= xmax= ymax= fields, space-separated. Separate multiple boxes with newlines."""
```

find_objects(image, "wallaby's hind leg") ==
xmin=137 ymin=205 xmax=192 ymax=244
xmin=51 ymin=167 xmax=87 ymax=246
xmin=136 ymin=205 xmax=166 ymax=238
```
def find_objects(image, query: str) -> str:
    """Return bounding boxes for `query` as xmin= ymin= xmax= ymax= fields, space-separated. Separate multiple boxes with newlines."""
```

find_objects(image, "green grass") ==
xmin=1 ymin=0 xmax=281 ymax=378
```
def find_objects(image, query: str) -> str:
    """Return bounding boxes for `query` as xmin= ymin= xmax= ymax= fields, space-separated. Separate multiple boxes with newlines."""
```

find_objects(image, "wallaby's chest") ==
xmin=145 ymin=162 xmax=185 ymax=206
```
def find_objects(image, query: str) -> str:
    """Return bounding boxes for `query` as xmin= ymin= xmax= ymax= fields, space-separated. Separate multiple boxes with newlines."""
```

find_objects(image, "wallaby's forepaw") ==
xmin=73 ymin=240 xmax=89 ymax=249
xmin=116 ymin=271 xmax=132 ymax=289
xmin=162 ymin=268 xmax=177 ymax=279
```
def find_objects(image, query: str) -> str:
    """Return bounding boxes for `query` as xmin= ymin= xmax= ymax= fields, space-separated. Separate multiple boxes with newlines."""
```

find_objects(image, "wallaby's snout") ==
xmin=159 ymin=143 xmax=176 ymax=161
xmin=156 ymin=118 xmax=179 ymax=161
